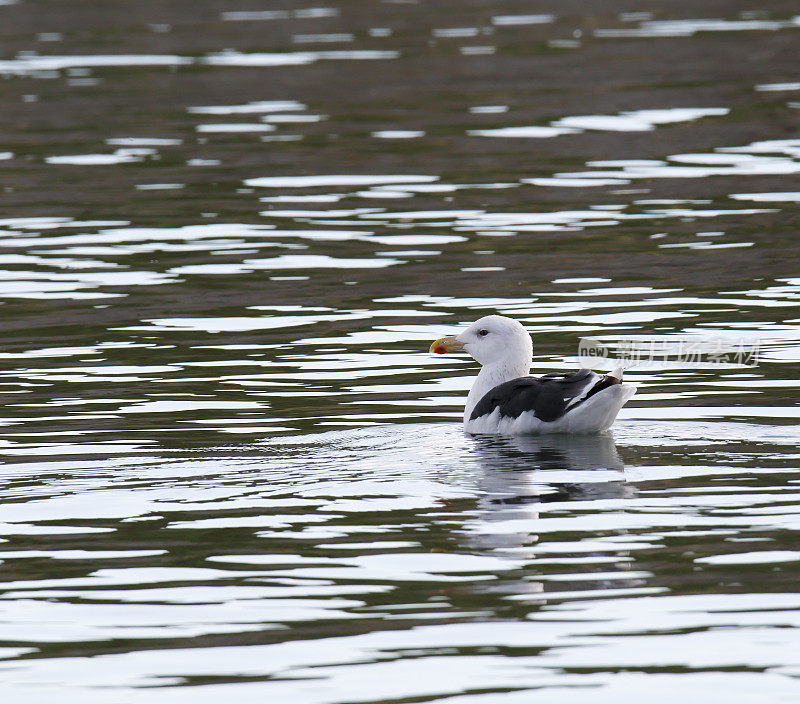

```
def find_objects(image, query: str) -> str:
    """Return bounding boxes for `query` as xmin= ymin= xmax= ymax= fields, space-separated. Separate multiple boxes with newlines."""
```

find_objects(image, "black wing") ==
xmin=469 ymin=369 xmax=619 ymax=423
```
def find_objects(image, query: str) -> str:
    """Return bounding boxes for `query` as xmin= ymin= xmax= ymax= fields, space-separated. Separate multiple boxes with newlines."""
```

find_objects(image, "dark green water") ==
xmin=0 ymin=1 xmax=800 ymax=701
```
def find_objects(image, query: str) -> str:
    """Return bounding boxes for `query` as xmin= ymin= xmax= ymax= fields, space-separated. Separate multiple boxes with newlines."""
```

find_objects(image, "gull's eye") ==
xmin=478 ymin=329 xmax=489 ymax=337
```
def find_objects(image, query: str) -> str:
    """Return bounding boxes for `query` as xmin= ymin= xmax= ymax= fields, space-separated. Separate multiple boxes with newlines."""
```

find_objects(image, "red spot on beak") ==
xmin=434 ymin=346 xmax=446 ymax=355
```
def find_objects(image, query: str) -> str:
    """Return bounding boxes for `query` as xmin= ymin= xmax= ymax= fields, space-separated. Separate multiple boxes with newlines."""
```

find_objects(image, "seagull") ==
xmin=430 ymin=314 xmax=636 ymax=434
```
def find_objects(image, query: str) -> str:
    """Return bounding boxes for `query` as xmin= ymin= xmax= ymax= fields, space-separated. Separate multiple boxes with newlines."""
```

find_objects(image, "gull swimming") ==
xmin=431 ymin=314 xmax=635 ymax=434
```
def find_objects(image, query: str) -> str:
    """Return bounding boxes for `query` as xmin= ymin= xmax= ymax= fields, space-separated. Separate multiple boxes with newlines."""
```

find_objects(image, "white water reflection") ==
xmin=106 ymin=137 xmax=183 ymax=146
xmin=196 ymin=123 xmax=276 ymax=133
xmin=757 ymin=82 xmax=800 ymax=92
xmin=246 ymin=175 xmax=438 ymax=188
xmin=469 ymin=125 xmax=576 ymax=138
xmin=0 ymin=269 xmax=175 ymax=299
xmin=293 ymin=33 xmax=354 ymax=44
xmin=491 ymin=14 xmax=554 ymax=26
xmin=372 ymin=130 xmax=425 ymax=139
xmin=221 ymin=8 xmax=339 ymax=21
xmin=46 ymin=148 xmax=155 ymax=165
xmin=0 ymin=54 xmax=192 ymax=74
xmin=470 ymin=107 xmax=727 ymax=138
xmin=596 ymin=16 xmax=800 ymax=38
xmin=189 ymin=100 xmax=306 ymax=115
xmin=732 ymin=191 xmax=800 ymax=202
xmin=532 ymin=136 xmax=800 ymax=186
xmin=0 ymin=47 xmax=399 ymax=76
xmin=469 ymin=105 xmax=508 ymax=114
xmin=203 ymin=50 xmax=399 ymax=67
xmin=266 ymin=114 xmax=325 ymax=123
xmin=169 ymin=254 xmax=403 ymax=276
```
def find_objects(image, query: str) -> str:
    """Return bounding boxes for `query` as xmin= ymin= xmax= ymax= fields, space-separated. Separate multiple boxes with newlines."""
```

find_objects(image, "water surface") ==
xmin=1 ymin=1 xmax=800 ymax=701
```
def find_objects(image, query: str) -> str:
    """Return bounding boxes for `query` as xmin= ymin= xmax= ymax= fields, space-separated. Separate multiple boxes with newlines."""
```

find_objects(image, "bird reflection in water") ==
xmin=462 ymin=433 xmax=647 ymax=601
xmin=458 ymin=434 xmax=645 ymax=600
xmin=463 ymin=433 xmax=636 ymax=582
xmin=469 ymin=431 xmax=631 ymax=504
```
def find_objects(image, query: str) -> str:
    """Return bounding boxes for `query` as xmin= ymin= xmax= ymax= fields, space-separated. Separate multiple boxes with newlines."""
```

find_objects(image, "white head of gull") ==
xmin=430 ymin=314 xmax=636 ymax=434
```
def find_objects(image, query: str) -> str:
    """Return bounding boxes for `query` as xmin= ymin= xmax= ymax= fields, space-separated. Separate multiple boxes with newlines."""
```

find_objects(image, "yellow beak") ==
xmin=430 ymin=335 xmax=465 ymax=355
